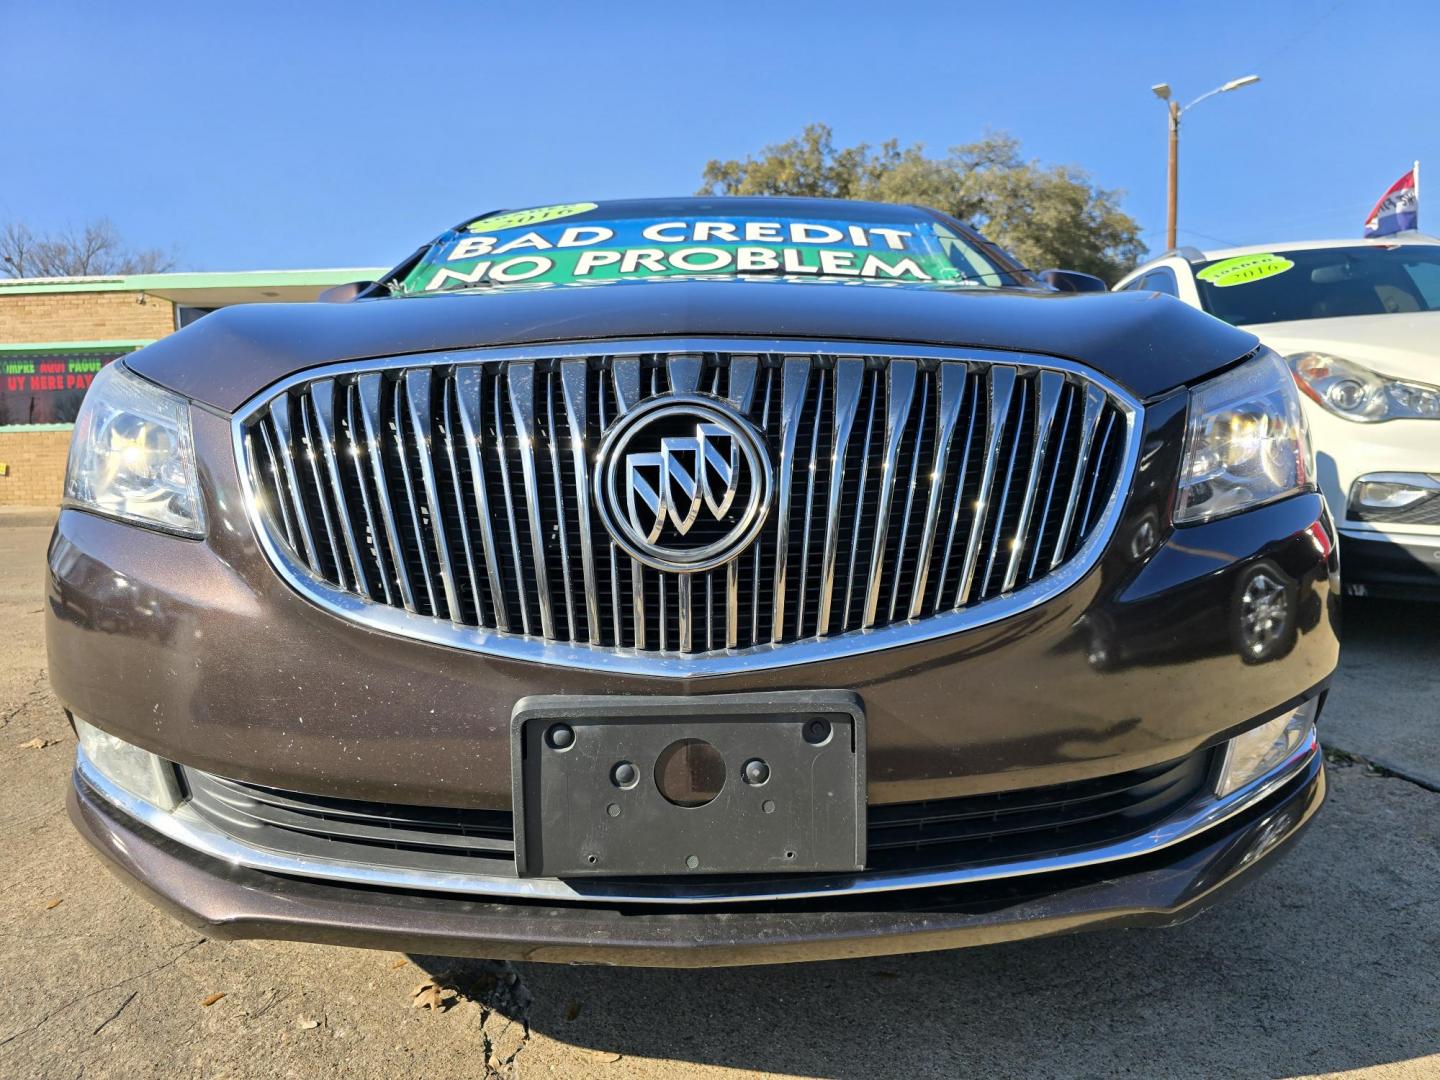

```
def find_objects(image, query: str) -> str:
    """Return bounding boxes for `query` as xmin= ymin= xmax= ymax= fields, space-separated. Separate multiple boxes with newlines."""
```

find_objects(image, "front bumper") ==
xmin=1337 ymin=532 xmax=1440 ymax=599
xmin=69 ymin=746 xmax=1325 ymax=967
xmin=1304 ymin=404 xmax=1440 ymax=595
xmin=50 ymin=384 xmax=1341 ymax=964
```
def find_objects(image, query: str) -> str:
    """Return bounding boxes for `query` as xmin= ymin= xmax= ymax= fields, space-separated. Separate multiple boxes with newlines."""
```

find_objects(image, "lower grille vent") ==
xmin=183 ymin=751 xmax=1209 ymax=885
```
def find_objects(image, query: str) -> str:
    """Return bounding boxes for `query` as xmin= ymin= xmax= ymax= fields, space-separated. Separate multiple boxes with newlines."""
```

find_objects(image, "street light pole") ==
xmin=1151 ymin=76 xmax=1261 ymax=252
xmin=1166 ymin=98 xmax=1180 ymax=251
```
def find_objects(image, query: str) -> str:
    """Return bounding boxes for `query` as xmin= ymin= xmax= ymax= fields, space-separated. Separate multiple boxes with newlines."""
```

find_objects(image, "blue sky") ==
xmin=3 ymin=1 xmax=1434 ymax=272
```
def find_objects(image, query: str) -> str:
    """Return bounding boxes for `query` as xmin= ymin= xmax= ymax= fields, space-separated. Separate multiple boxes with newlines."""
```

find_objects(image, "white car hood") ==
xmin=1242 ymin=312 xmax=1440 ymax=382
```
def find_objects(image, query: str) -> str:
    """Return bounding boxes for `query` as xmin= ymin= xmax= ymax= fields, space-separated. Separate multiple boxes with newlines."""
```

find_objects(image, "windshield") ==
xmin=396 ymin=201 xmax=1024 ymax=295
xmin=1194 ymin=245 xmax=1440 ymax=326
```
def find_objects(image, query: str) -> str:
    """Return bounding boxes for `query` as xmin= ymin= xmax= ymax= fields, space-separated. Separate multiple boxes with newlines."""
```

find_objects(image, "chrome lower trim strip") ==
xmin=231 ymin=337 xmax=1143 ymax=679
xmin=77 ymin=729 xmax=1318 ymax=908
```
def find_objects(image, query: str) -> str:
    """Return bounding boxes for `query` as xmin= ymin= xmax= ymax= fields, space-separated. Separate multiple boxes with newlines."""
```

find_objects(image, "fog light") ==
xmin=74 ymin=716 xmax=184 ymax=811
xmin=1215 ymin=700 xmax=1317 ymax=798
xmin=1349 ymin=472 xmax=1440 ymax=512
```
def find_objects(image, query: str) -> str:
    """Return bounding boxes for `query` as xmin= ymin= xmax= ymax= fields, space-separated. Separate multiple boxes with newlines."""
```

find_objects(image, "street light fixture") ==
xmin=1154 ymin=75 xmax=1261 ymax=250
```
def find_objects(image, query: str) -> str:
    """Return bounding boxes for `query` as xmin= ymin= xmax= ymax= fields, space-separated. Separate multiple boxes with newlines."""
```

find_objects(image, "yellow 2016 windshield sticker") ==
xmin=466 ymin=203 xmax=598 ymax=233
xmin=1196 ymin=253 xmax=1295 ymax=288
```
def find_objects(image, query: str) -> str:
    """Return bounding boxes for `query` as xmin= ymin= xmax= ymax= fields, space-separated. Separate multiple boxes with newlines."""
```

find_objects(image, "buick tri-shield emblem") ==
xmin=626 ymin=423 xmax=739 ymax=542
xmin=596 ymin=396 xmax=772 ymax=573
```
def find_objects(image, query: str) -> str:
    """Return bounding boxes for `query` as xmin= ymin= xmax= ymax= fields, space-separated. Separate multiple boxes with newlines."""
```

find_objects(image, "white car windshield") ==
xmin=1194 ymin=245 xmax=1440 ymax=325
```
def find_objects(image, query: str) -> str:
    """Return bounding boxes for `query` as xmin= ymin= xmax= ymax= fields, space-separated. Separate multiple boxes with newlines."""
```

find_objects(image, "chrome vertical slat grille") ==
xmin=238 ymin=342 xmax=1139 ymax=669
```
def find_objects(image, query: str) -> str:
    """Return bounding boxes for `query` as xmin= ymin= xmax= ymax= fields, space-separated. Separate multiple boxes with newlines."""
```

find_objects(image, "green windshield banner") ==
xmin=401 ymin=214 xmax=978 ymax=294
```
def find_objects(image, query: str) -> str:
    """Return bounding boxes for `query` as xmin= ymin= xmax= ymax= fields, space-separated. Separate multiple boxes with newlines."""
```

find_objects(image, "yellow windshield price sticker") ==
xmin=467 ymin=203 xmax=598 ymax=233
xmin=1196 ymin=253 xmax=1295 ymax=288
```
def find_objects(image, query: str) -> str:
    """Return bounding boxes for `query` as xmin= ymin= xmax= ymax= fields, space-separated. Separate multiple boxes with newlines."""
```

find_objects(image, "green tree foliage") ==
xmin=699 ymin=124 xmax=1146 ymax=283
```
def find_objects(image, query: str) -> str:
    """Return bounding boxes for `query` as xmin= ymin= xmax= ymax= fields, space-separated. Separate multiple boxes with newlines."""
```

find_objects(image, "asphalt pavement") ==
xmin=1 ymin=507 xmax=1436 ymax=1079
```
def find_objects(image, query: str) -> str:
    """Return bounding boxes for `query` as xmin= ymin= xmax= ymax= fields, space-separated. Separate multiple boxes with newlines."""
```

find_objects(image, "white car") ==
xmin=1117 ymin=237 xmax=1440 ymax=599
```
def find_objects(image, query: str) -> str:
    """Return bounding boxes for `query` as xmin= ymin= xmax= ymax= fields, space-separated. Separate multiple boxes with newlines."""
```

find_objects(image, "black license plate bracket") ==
xmin=511 ymin=692 xmax=865 ymax=878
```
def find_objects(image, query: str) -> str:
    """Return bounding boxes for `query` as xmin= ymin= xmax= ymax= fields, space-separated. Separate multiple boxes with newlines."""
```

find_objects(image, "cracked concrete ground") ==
xmin=1 ymin=508 xmax=1437 ymax=1079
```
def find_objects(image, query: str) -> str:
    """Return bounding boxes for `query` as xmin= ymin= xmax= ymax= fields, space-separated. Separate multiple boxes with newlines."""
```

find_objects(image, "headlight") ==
xmin=74 ymin=716 xmax=184 ymax=811
xmin=1175 ymin=350 xmax=1313 ymax=525
xmin=64 ymin=363 xmax=205 ymax=536
xmin=1215 ymin=700 xmax=1316 ymax=798
xmin=1288 ymin=352 xmax=1440 ymax=422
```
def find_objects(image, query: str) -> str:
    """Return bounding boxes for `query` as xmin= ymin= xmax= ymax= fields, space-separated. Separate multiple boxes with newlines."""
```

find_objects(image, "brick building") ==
xmin=0 ymin=269 xmax=382 ymax=505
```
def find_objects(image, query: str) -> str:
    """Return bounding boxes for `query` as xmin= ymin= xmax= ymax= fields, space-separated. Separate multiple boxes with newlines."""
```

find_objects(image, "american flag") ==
xmin=1363 ymin=164 xmax=1419 ymax=238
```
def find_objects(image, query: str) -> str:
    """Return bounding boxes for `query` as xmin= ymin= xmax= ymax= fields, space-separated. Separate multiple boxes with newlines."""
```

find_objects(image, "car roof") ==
xmin=1196 ymin=234 xmax=1440 ymax=260
xmin=458 ymin=196 xmax=945 ymax=229
xmin=1121 ymin=233 xmax=1440 ymax=282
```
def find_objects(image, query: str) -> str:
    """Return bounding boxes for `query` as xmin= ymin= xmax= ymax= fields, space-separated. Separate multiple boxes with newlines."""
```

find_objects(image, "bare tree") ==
xmin=0 ymin=219 xmax=176 ymax=278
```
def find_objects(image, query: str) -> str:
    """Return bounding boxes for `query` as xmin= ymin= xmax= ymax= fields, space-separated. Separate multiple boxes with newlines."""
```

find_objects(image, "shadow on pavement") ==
xmin=1342 ymin=594 xmax=1440 ymax=643
xmin=1324 ymin=596 xmax=1440 ymax=789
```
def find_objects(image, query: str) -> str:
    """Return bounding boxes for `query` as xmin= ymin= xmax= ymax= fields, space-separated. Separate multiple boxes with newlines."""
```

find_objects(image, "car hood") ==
xmin=127 ymin=278 xmax=1258 ymax=411
xmin=1242 ymin=311 xmax=1440 ymax=382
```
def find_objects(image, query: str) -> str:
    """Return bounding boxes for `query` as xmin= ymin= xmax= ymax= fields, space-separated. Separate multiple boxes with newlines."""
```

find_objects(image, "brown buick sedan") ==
xmin=51 ymin=198 xmax=1338 ymax=966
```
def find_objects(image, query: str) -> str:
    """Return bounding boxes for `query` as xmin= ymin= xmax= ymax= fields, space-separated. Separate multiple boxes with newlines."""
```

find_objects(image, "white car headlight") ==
xmin=64 ymin=363 xmax=205 ymax=537
xmin=1215 ymin=699 xmax=1317 ymax=798
xmin=1288 ymin=351 xmax=1440 ymax=422
xmin=74 ymin=716 xmax=184 ymax=811
xmin=1175 ymin=350 xmax=1314 ymax=525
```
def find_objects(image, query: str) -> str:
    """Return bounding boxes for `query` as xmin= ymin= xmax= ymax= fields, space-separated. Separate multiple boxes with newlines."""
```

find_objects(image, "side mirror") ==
xmin=1038 ymin=269 xmax=1110 ymax=294
xmin=317 ymin=281 xmax=378 ymax=304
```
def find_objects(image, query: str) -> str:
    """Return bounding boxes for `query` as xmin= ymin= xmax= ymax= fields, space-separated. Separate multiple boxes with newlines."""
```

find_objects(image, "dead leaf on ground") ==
xmin=582 ymin=1050 xmax=623 ymax=1063
xmin=20 ymin=737 xmax=52 ymax=750
xmin=44 ymin=897 xmax=63 ymax=910
xmin=411 ymin=981 xmax=452 ymax=1012
xmin=296 ymin=1018 xmax=320 ymax=1030
xmin=390 ymin=958 xmax=408 ymax=970
xmin=201 ymin=992 xmax=226 ymax=1007
xmin=565 ymin=1001 xmax=582 ymax=1022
